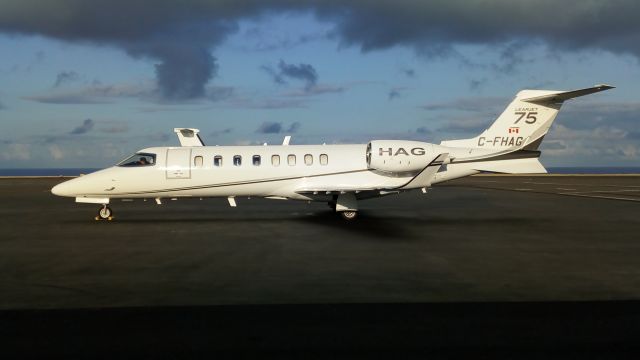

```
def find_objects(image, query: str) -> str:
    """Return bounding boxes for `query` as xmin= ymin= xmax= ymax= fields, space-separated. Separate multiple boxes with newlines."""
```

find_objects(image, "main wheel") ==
xmin=340 ymin=211 xmax=358 ymax=221
xmin=98 ymin=206 xmax=113 ymax=220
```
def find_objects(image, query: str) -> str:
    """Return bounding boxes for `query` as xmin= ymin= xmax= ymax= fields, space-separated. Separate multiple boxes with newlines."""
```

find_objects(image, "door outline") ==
xmin=165 ymin=148 xmax=192 ymax=179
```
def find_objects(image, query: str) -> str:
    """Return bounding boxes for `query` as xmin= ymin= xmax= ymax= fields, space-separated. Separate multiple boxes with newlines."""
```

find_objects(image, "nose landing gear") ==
xmin=96 ymin=205 xmax=114 ymax=221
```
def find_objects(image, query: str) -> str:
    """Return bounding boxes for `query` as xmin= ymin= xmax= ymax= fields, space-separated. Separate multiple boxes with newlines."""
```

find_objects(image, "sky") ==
xmin=0 ymin=0 xmax=639 ymax=168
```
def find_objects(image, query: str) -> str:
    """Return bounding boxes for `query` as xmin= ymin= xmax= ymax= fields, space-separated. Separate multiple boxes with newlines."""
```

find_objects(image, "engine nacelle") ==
xmin=366 ymin=140 xmax=435 ymax=174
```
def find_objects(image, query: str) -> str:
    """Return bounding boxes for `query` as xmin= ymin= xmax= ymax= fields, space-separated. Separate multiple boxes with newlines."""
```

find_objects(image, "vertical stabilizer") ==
xmin=440 ymin=84 xmax=613 ymax=151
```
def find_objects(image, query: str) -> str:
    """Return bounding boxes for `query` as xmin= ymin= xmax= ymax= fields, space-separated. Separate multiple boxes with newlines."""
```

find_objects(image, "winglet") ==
xmin=174 ymin=128 xmax=205 ymax=147
xmin=521 ymin=84 xmax=614 ymax=103
xmin=282 ymin=136 xmax=291 ymax=146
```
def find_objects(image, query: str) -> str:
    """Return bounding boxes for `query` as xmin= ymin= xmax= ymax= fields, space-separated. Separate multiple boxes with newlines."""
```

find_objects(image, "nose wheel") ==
xmin=96 ymin=205 xmax=114 ymax=221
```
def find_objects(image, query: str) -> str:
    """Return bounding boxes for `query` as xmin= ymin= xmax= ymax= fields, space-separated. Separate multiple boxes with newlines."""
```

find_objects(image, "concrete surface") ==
xmin=1 ymin=176 xmax=639 ymax=310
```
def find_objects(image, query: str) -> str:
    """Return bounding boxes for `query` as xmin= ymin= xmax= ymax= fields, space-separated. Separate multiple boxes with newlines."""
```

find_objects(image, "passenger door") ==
xmin=165 ymin=148 xmax=191 ymax=179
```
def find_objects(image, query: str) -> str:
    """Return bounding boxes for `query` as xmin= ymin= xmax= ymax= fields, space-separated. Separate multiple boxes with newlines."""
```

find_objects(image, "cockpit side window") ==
xmin=117 ymin=153 xmax=156 ymax=167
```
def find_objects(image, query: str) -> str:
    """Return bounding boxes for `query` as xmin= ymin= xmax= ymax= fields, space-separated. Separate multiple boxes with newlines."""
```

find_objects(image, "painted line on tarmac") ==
xmin=558 ymin=193 xmax=640 ymax=202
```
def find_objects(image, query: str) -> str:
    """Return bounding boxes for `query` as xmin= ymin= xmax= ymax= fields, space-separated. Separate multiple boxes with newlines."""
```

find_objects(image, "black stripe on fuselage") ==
xmin=91 ymin=168 xmax=371 ymax=197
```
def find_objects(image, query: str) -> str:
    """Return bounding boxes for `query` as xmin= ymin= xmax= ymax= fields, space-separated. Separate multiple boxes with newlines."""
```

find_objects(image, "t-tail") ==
xmin=438 ymin=84 xmax=614 ymax=175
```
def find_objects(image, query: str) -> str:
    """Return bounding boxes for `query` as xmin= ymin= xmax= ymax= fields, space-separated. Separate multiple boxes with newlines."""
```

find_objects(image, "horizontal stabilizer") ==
xmin=521 ymin=84 xmax=614 ymax=103
xmin=470 ymin=158 xmax=547 ymax=174
xmin=174 ymin=128 xmax=205 ymax=147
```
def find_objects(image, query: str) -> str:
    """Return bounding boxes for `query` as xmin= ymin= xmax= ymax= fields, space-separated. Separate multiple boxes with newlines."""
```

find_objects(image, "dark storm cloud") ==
xmin=262 ymin=60 xmax=318 ymax=90
xmin=3 ymin=1 xmax=640 ymax=100
xmin=278 ymin=60 xmax=317 ymax=89
xmin=53 ymin=71 xmax=79 ymax=87
xmin=256 ymin=121 xmax=283 ymax=134
xmin=70 ymin=119 xmax=95 ymax=135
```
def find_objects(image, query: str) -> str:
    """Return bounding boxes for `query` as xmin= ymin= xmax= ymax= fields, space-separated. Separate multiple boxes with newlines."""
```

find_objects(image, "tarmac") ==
xmin=1 ymin=175 xmax=639 ymax=358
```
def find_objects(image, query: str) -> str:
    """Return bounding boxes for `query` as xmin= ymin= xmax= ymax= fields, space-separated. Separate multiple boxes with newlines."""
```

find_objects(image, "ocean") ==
xmin=0 ymin=167 xmax=639 ymax=176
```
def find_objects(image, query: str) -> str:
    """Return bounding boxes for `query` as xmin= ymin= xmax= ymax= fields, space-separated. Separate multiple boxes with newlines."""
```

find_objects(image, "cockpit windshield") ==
xmin=117 ymin=153 xmax=156 ymax=167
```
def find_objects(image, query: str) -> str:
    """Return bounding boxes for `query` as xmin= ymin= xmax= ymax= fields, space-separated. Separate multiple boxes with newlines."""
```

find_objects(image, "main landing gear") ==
xmin=340 ymin=210 xmax=358 ymax=221
xmin=329 ymin=193 xmax=359 ymax=221
xmin=96 ymin=204 xmax=114 ymax=221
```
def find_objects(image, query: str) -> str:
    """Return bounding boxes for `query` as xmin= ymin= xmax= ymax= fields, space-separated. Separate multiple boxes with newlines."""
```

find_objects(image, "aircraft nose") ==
xmin=51 ymin=180 xmax=74 ymax=197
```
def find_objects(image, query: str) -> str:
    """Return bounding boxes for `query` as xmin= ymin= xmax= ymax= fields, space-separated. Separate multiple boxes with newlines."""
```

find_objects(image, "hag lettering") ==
xmin=379 ymin=147 xmax=426 ymax=156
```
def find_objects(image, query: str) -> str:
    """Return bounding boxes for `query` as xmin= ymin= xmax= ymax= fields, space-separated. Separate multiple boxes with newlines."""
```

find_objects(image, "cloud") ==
xmin=388 ymin=86 xmax=409 ymax=101
xmin=53 ymin=71 xmax=79 ymax=87
xmin=262 ymin=60 xmax=318 ymax=90
xmin=25 ymin=82 xmax=152 ymax=104
xmin=400 ymin=67 xmax=416 ymax=78
xmin=70 ymin=119 xmax=95 ymax=135
xmin=25 ymin=80 xmax=233 ymax=105
xmin=230 ymin=97 xmax=307 ymax=109
xmin=415 ymin=126 xmax=431 ymax=135
xmin=1 ymin=143 xmax=31 ymax=161
xmin=256 ymin=121 xmax=283 ymax=134
xmin=48 ymin=144 xmax=64 ymax=160
xmin=422 ymin=97 xmax=507 ymax=112
xmin=210 ymin=128 xmax=233 ymax=137
xmin=287 ymin=121 xmax=301 ymax=133
xmin=544 ymin=124 xmax=638 ymax=161
xmin=256 ymin=121 xmax=301 ymax=134
xmin=469 ymin=78 xmax=487 ymax=91
xmin=282 ymin=84 xmax=345 ymax=97
xmin=437 ymin=116 xmax=492 ymax=134
xmin=100 ymin=124 xmax=129 ymax=134
xmin=4 ymin=1 xmax=640 ymax=101
xmin=241 ymin=19 xmax=331 ymax=52
xmin=149 ymin=132 xmax=171 ymax=142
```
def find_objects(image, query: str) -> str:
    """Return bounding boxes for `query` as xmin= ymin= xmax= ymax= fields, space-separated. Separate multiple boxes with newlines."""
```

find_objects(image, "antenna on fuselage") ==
xmin=282 ymin=136 xmax=291 ymax=145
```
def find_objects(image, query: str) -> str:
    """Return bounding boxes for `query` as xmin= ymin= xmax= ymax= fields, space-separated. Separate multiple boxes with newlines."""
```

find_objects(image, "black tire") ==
xmin=340 ymin=211 xmax=358 ymax=221
xmin=98 ymin=206 xmax=112 ymax=220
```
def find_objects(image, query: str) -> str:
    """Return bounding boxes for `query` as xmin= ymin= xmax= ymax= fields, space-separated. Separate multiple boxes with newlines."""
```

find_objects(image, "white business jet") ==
xmin=52 ymin=84 xmax=613 ymax=220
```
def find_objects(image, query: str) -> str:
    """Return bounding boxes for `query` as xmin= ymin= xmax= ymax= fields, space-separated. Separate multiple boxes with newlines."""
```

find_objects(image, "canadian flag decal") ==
xmin=508 ymin=127 xmax=519 ymax=134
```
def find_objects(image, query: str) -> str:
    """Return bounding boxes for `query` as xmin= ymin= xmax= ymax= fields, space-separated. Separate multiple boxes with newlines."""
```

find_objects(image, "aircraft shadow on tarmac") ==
xmin=64 ymin=209 xmax=536 ymax=241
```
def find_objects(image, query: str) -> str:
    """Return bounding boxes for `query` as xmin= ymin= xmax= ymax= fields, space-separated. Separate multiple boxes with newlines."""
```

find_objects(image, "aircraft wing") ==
xmin=174 ymin=128 xmax=205 ymax=146
xmin=295 ymin=153 xmax=448 ymax=198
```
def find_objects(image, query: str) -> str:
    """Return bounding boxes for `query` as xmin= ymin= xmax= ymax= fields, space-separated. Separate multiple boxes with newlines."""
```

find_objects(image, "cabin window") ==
xmin=271 ymin=155 xmax=280 ymax=166
xmin=233 ymin=155 xmax=242 ymax=166
xmin=319 ymin=154 xmax=328 ymax=166
xmin=252 ymin=155 xmax=261 ymax=166
xmin=194 ymin=156 xmax=203 ymax=168
xmin=287 ymin=154 xmax=296 ymax=166
xmin=214 ymin=155 xmax=223 ymax=167
xmin=117 ymin=152 xmax=156 ymax=167
xmin=304 ymin=154 xmax=313 ymax=166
